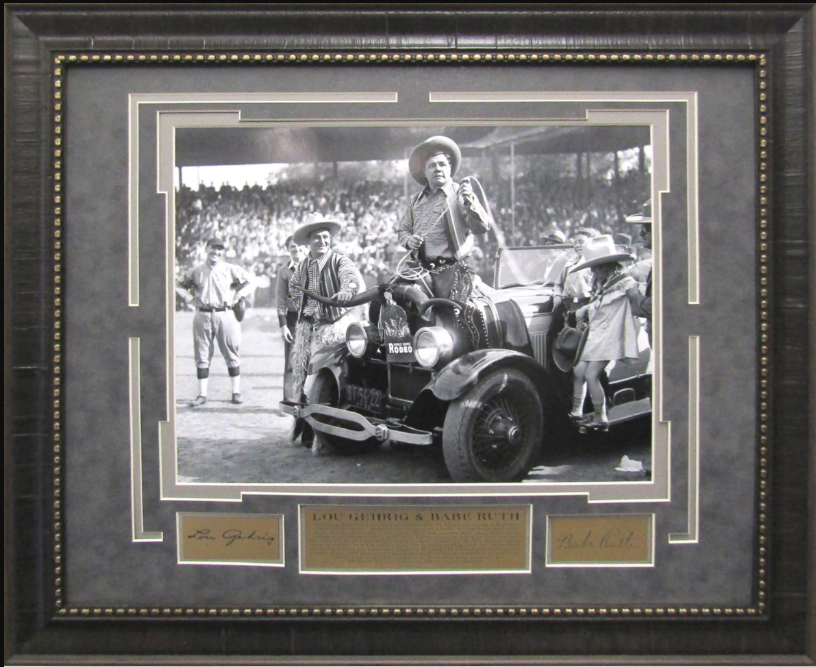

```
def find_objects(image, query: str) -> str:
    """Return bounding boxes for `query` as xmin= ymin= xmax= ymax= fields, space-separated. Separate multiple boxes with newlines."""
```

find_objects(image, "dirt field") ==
xmin=175 ymin=308 xmax=651 ymax=485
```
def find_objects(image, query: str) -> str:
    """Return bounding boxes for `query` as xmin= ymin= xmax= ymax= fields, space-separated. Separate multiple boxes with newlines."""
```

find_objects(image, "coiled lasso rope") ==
xmin=393 ymin=176 xmax=494 ymax=284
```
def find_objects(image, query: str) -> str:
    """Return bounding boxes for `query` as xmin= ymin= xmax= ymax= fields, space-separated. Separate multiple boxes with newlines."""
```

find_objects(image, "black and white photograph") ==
xmin=173 ymin=124 xmax=654 ymax=485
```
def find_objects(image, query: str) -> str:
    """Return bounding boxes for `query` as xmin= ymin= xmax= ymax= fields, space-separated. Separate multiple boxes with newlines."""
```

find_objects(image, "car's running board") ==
xmin=576 ymin=398 xmax=651 ymax=433
xmin=607 ymin=398 xmax=651 ymax=424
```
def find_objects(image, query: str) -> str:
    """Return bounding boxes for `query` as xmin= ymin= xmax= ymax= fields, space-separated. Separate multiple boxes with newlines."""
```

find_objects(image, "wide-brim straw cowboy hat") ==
xmin=553 ymin=322 xmax=591 ymax=373
xmin=570 ymin=234 xmax=636 ymax=272
xmin=292 ymin=213 xmax=344 ymax=246
xmin=625 ymin=199 xmax=653 ymax=225
xmin=408 ymin=135 xmax=462 ymax=185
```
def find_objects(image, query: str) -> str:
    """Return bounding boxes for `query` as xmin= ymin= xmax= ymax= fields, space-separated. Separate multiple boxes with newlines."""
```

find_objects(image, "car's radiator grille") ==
xmin=389 ymin=365 xmax=433 ymax=402
xmin=530 ymin=333 xmax=547 ymax=366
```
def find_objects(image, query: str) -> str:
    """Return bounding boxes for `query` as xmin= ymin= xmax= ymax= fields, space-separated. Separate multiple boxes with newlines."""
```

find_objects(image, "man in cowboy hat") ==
xmin=288 ymin=214 xmax=364 ymax=411
xmin=624 ymin=200 xmax=653 ymax=341
xmin=395 ymin=135 xmax=491 ymax=301
xmin=176 ymin=236 xmax=257 ymax=406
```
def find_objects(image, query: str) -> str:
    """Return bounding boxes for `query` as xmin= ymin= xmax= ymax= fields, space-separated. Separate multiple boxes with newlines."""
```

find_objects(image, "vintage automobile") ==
xmin=281 ymin=244 xmax=652 ymax=483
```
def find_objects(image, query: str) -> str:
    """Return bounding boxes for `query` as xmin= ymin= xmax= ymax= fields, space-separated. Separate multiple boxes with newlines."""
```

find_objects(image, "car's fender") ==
xmin=426 ymin=348 xmax=554 ymax=402
xmin=307 ymin=342 xmax=347 ymax=379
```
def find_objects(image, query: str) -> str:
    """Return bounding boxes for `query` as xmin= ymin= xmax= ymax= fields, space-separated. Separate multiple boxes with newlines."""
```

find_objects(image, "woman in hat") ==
xmin=570 ymin=235 xmax=641 ymax=429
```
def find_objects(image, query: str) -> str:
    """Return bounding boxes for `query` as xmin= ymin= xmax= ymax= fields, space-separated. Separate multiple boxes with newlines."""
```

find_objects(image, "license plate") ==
xmin=345 ymin=385 xmax=383 ymax=412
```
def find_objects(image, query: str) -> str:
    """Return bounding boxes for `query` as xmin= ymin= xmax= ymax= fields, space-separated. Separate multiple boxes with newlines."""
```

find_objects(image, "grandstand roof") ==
xmin=175 ymin=125 xmax=650 ymax=168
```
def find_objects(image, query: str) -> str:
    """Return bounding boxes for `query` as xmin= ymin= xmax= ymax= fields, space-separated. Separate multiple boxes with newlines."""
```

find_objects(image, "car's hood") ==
xmin=490 ymin=283 xmax=556 ymax=308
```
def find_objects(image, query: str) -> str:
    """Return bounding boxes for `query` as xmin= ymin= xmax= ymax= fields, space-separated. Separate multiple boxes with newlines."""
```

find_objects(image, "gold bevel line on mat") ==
xmin=57 ymin=52 xmax=765 ymax=65
xmin=52 ymin=50 xmax=769 ymax=617
xmin=298 ymin=505 xmax=532 ymax=575
xmin=56 ymin=603 xmax=763 ymax=619
xmin=546 ymin=514 xmax=654 ymax=567
xmin=128 ymin=92 xmax=397 ymax=307
xmin=755 ymin=62 xmax=770 ymax=615
xmin=668 ymin=334 xmax=701 ymax=544
xmin=129 ymin=338 xmax=163 ymax=542
xmin=52 ymin=64 xmax=66 ymax=610
xmin=176 ymin=512 xmax=285 ymax=567
xmin=150 ymin=104 xmax=669 ymax=502
xmin=430 ymin=90 xmax=699 ymax=306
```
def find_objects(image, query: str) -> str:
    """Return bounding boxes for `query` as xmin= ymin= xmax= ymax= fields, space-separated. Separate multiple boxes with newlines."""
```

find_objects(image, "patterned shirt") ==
xmin=301 ymin=251 xmax=333 ymax=318
xmin=289 ymin=250 xmax=360 ymax=322
xmin=396 ymin=181 xmax=489 ymax=260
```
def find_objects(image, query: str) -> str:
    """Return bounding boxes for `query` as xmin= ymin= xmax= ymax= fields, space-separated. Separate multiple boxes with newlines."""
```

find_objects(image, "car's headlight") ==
xmin=413 ymin=327 xmax=454 ymax=368
xmin=345 ymin=322 xmax=370 ymax=358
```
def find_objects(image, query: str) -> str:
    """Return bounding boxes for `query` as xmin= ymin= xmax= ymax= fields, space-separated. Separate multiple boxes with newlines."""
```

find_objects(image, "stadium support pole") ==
xmin=576 ymin=151 xmax=583 ymax=217
xmin=403 ymin=148 xmax=409 ymax=205
xmin=614 ymin=150 xmax=623 ymax=224
xmin=510 ymin=141 xmax=515 ymax=243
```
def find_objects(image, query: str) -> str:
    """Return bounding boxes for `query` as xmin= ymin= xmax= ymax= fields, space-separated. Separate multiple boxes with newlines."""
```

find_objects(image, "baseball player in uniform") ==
xmin=176 ymin=236 xmax=257 ymax=405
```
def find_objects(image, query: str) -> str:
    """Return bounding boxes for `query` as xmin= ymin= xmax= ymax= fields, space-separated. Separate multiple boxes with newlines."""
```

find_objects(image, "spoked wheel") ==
xmin=442 ymin=369 xmax=543 ymax=482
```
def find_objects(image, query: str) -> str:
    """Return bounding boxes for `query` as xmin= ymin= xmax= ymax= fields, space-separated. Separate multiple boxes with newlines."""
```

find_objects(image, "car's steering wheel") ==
xmin=418 ymin=298 xmax=460 ymax=315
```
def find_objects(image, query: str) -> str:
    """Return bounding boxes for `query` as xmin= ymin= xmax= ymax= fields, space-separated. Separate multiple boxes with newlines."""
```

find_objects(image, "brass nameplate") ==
xmin=300 ymin=505 xmax=531 ymax=573
xmin=177 ymin=513 xmax=284 ymax=566
xmin=547 ymin=514 xmax=653 ymax=566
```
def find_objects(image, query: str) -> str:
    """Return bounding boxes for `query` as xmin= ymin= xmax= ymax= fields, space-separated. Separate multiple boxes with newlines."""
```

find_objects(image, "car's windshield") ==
xmin=494 ymin=245 xmax=573 ymax=289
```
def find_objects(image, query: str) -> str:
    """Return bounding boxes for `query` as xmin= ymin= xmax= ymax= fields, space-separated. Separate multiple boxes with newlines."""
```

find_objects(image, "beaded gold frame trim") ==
xmin=50 ymin=50 xmax=770 ymax=619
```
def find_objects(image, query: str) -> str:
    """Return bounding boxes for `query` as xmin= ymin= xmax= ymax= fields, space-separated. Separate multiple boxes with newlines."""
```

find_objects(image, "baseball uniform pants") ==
xmin=193 ymin=310 xmax=241 ymax=371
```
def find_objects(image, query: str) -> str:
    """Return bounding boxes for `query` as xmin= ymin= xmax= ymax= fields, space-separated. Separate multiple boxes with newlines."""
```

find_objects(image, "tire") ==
xmin=306 ymin=372 xmax=382 ymax=455
xmin=442 ymin=368 xmax=543 ymax=482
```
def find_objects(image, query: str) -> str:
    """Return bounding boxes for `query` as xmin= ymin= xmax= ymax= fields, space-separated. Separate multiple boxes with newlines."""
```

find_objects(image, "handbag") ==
xmin=552 ymin=312 xmax=589 ymax=372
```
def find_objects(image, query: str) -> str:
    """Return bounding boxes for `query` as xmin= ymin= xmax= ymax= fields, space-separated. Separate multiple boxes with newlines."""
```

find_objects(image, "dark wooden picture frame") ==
xmin=6 ymin=5 xmax=815 ymax=664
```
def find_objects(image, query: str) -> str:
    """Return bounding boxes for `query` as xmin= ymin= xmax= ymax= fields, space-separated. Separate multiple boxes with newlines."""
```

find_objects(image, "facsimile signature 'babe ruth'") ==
xmin=176 ymin=236 xmax=257 ymax=406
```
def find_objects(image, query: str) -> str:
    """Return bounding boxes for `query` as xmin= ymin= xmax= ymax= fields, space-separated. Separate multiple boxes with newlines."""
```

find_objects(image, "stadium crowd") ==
xmin=177 ymin=177 xmax=404 ymax=290
xmin=175 ymin=157 xmax=650 ymax=301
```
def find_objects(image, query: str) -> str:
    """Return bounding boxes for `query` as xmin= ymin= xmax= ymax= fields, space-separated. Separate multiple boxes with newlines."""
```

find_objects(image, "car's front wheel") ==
xmin=442 ymin=368 xmax=543 ymax=482
xmin=306 ymin=371 xmax=382 ymax=455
